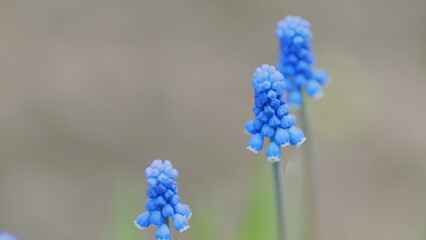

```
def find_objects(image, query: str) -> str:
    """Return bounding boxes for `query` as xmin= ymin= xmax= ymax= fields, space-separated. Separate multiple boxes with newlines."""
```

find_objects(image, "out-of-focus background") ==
xmin=1 ymin=0 xmax=425 ymax=240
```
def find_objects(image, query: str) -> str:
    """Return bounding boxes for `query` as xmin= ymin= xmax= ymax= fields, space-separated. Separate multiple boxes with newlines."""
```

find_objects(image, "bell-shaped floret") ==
xmin=306 ymin=80 xmax=323 ymax=99
xmin=274 ymin=128 xmax=290 ymax=147
xmin=247 ymin=134 xmax=264 ymax=153
xmin=275 ymin=104 xmax=290 ymax=118
xmin=281 ymin=114 xmax=296 ymax=129
xmin=174 ymin=203 xmax=192 ymax=219
xmin=155 ymin=224 xmax=171 ymax=240
xmin=149 ymin=210 xmax=164 ymax=226
xmin=245 ymin=119 xmax=261 ymax=134
xmin=169 ymin=195 xmax=181 ymax=206
xmin=172 ymin=214 xmax=190 ymax=233
xmin=145 ymin=199 xmax=158 ymax=211
xmin=161 ymin=204 xmax=174 ymax=218
xmin=287 ymin=89 xmax=302 ymax=108
xmin=313 ymin=69 xmax=329 ymax=85
xmin=287 ymin=126 xmax=306 ymax=146
xmin=261 ymin=124 xmax=275 ymax=137
xmin=134 ymin=211 xmax=151 ymax=229
xmin=266 ymin=141 xmax=281 ymax=162
xmin=146 ymin=187 xmax=158 ymax=198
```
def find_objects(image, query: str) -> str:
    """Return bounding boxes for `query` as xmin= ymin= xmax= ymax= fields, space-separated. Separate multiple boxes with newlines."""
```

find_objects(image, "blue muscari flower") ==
xmin=246 ymin=64 xmax=306 ymax=162
xmin=276 ymin=16 xmax=330 ymax=108
xmin=135 ymin=159 xmax=191 ymax=240
xmin=0 ymin=232 xmax=19 ymax=240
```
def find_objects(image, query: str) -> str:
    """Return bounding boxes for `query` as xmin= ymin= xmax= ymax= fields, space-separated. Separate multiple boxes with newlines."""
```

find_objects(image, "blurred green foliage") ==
xmin=113 ymin=176 xmax=146 ymax=240
xmin=235 ymin=167 xmax=278 ymax=240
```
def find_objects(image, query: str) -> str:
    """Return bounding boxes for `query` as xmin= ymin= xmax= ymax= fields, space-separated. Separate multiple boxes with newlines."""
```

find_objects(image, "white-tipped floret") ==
xmin=296 ymin=137 xmax=306 ymax=147
xmin=134 ymin=220 xmax=145 ymax=230
xmin=311 ymin=91 xmax=323 ymax=100
xmin=267 ymin=156 xmax=280 ymax=162
xmin=246 ymin=146 xmax=258 ymax=154
xmin=179 ymin=225 xmax=190 ymax=233
xmin=280 ymin=142 xmax=290 ymax=148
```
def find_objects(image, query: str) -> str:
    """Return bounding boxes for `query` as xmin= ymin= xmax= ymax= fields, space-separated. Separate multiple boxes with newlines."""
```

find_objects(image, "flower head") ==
xmin=0 ymin=232 xmax=19 ymax=240
xmin=135 ymin=159 xmax=191 ymax=239
xmin=276 ymin=16 xmax=329 ymax=108
xmin=245 ymin=64 xmax=306 ymax=162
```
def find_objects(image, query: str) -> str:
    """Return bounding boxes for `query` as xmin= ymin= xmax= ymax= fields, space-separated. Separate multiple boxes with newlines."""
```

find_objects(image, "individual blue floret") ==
xmin=0 ymin=232 xmax=19 ymax=240
xmin=276 ymin=16 xmax=329 ymax=107
xmin=135 ymin=159 xmax=191 ymax=239
xmin=135 ymin=211 xmax=151 ymax=229
xmin=172 ymin=214 xmax=190 ymax=233
xmin=245 ymin=64 xmax=306 ymax=162
xmin=156 ymin=224 xmax=171 ymax=240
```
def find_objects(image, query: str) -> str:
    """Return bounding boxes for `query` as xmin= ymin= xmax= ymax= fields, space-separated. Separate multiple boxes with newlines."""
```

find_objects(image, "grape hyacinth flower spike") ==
xmin=0 ymin=232 xmax=19 ymax=240
xmin=276 ymin=16 xmax=329 ymax=108
xmin=135 ymin=159 xmax=191 ymax=240
xmin=245 ymin=64 xmax=306 ymax=162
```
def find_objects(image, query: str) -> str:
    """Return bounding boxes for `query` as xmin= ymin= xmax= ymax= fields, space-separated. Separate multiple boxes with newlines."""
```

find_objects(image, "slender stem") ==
xmin=164 ymin=217 xmax=169 ymax=226
xmin=272 ymin=160 xmax=287 ymax=240
xmin=300 ymin=94 xmax=317 ymax=240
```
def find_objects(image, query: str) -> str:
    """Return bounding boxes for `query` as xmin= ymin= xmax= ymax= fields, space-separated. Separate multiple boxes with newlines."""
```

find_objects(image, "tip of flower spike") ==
xmin=246 ymin=146 xmax=258 ymax=154
xmin=296 ymin=137 xmax=306 ymax=147
xmin=179 ymin=225 xmax=190 ymax=233
xmin=267 ymin=156 xmax=280 ymax=162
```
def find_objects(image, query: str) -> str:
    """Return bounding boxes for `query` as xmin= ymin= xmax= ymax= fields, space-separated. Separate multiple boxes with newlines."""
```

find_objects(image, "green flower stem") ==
xmin=165 ymin=217 xmax=169 ymax=227
xmin=300 ymin=93 xmax=317 ymax=240
xmin=272 ymin=160 xmax=288 ymax=240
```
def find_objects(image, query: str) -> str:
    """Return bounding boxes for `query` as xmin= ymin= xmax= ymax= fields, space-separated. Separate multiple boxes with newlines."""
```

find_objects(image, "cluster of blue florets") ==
xmin=135 ymin=160 xmax=191 ymax=240
xmin=245 ymin=64 xmax=306 ymax=162
xmin=276 ymin=16 xmax=329 ymax=107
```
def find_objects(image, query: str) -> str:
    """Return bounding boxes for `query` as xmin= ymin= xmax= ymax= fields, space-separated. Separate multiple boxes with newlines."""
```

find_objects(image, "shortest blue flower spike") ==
xmin=0 ymin=232 xmax=19 ymax=240
xmin=136 ymin=159 xmax=191 ymax=240
xmin=156 ymin=224 xmax=171 ymax=240
xmin=173 ymin=214 xmax=190 ymax=233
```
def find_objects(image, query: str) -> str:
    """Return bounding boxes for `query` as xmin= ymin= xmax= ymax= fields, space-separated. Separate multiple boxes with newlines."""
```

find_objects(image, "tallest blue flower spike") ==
xmin=135 ymin=159 xmax=191 ymax=240
xmin=245 ymin=64 xmax=306 ymax=162
xmin=276 ymin=16 xmax=330 ymax=108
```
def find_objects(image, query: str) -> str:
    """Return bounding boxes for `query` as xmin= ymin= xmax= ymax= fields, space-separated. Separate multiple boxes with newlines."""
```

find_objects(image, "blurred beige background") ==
xmin=1 ymin=0 xmax=425 ymax=240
